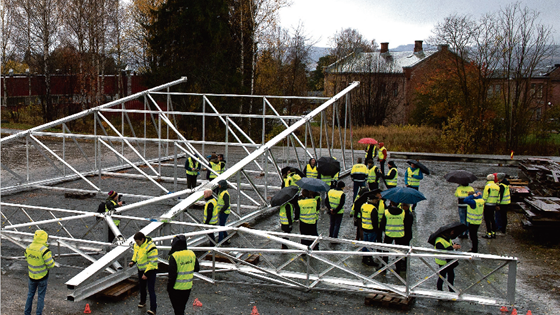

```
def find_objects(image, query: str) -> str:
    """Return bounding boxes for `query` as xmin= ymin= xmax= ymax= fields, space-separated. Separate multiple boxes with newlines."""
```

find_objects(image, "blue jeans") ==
xmin=458 ymin=206 xmax=468 ymax=236
xmin=25 ymin=275 xmax=49 ymax=315
xmin=329 ymin=213 xmax=343 ymax=238
xmin=138 ymin=270 xmax=157 ymax=312
xmin=361 ymin=230 xmax=378 ymax=252
xmin=219 ymin=212 xmax=229 ymax=242
xmin=353 ymin=181 xmax=366 ymax=201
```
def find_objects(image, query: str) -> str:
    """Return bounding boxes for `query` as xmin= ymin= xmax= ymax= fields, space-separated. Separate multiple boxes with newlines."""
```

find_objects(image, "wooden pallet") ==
xmin=365 ymin=293 xmax=414 ymax=310
xmin=97 ymin=279 xmax=138 ymax=300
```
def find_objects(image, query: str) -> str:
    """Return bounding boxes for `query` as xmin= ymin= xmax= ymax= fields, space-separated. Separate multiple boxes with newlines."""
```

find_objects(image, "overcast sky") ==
xmin=279 ymin=0 xmax=560 ymax=49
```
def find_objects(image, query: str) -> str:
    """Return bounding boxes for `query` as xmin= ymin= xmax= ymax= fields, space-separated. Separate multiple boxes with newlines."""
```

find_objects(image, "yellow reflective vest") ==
xmin=203 ymin=198 xmax=218 ymax=225
xmin=385 ymin=167 xmax=398 ymax=186
xmin=406 ymin=167 xmax=421 ymax=187
xmin=132 ymin=237 xmax=159 ymax=272
xmin=25 ymin=230 xmax=55 ymax=280
xmin=105 ymin=199 xmax=120 ymax=226
xmin=483 ymin=181 xmax=500 ymax=205
xmin=185 ymin=157 xmax=200 ymax=176
xmin=306 ymin=164 xmax=318 ymax=179
xmin=435 ymin=237 xmax=453 ymax=266
xmin=378 ymin=146 xmax=387 ymax=160
xmin=384 ymin=209 xmax=405 ymax=238
xmin=328 ymin=189 xmax=345 ymax=214
xmin=368 ymin=165 xmax=379 ymax=183
xmin=209 ymin=161 xmax=221 ymax=179
xmin=467 ymin=198 xmax=485 ymax=225
xmin=499 ymin=183 xmax=511 ymax=205
xmin=298 ymin=198 xmax=318 ymax=224
xmin=455 ymin=185 xmax=474 ymax=206
xmin=361 ymin=203 xmax=375 ymax=230
xmin=217 ymin=190 xmax=231 ymax=214
xmin=171 ymin=250 xmax=197 ymax=290
xmin=279 ymin=202 xmax=294 ymax=225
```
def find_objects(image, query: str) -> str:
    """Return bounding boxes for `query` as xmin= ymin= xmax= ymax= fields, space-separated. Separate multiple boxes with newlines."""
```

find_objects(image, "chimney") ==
xmin=380 ymin=42 xmax=389 ymax=53
xmin=438 ymin=44 xmax=449 ymax=52
xmin=414 ymin=40 xmax=423 ymax=53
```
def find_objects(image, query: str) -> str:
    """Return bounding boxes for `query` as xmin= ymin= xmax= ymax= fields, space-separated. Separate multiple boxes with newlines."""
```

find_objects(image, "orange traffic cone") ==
xmin=251 ymin=305 xmax=260 ymax=315
xmin=83 ymin=303 xmax=91 ymax=314
xmin=512 ymin=309 xmax=518 ymax=315
xmin=500 ymin=306 xmax=509 ymax=312
xmin=193 ymin=298 xmax=203 ymax=307
xmin=526 ymin=311 xmax=532 ymax=315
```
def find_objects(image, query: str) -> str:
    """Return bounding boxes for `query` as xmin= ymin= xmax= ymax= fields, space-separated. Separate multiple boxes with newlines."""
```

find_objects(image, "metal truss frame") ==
xmin=1 ymin=78 xmax=517 ymax=306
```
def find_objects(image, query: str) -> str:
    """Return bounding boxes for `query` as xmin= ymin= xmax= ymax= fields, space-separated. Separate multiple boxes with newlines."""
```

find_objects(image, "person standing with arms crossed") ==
xmin=185 ymin=154 xmax=200 ymax=189
xmin=129 ymin=232 xmax=158 ymax=315
xmin=25 ymin=230 xmax=56 ymax=315
xmin=167 ymin=235 xmax=200 ymax=315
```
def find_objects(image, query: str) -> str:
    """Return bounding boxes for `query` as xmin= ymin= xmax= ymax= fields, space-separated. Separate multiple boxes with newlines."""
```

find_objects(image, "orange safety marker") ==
xmin=500 ymin=306 xmax=508 ymax=312
xmin=193 ymin=298 xmax=203 ymax=307
xmin=510 ymin=150 xmax=514 ymax=160
xmin=511 ymin=309 xmax=518 ymax=315
xmin=526 ymin=311 xmax=532 ymax=315
xmin=251 ymin=305 xmax=260 ymax=315
xmin=83 ymin=303 xmax=91 ymax=314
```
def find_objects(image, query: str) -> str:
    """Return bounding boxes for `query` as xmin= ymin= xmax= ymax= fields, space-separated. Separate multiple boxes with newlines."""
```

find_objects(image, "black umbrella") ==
xmin=317 ymin=157 xmax=340 ymax=177
xmin=428 ymin=222 xmax=468 ymax=245
xmin=281 ymin=166 xmax=304 ymax=178
xmin=353 ymin=189 xmax=381 ymax=210
xmin=296 ymin=177 xmax=330 ymax=192
xmin=407 ymin=159 xmax=430 ymax=175
xmin=444 ymin=170 xmax=477 ymax=186
xmin=271 ymin=186 xmax=300 ymax=207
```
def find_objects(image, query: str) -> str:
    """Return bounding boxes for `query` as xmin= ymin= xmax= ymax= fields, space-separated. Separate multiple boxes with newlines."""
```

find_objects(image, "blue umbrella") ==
xmin=296 ymin=177 xmax=330 ymax=192
xmin=381 ymin=187 xmax=426 ymax=204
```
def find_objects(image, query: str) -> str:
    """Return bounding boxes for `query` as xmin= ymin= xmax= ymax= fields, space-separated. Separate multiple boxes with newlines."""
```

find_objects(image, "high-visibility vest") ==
xmin=365 ymin=144 xmax=377 ymax=160
xmin=279 ymin=202 xmax=293 ymax=225
xmin=378 ymin=146 xmax=387 ymax=160
xmin=306 ymin=164 xmax=318 ymax=179
xmin=217 ymin=190 xmax=231 ymax=214
xmin=385 ymin=167 xmax=398 ymax=186
xmin=209 ymin=161 xmax=221 ymax=179
xmin=435 ymin=237 xmax=453 ymax=265
xmin=203 ymin=198 xmax=218 ymax=225
xmin=368 ymin=166 xmax=379 ymax=183
xmin=185 ymin=157 xmax=200 ymax=176
xmin=288 ymin=173 xmax=301 ymax=187
xmin=218 ymin=161 xmax=226 ymax=175
xmin=25 ymin=231 xmax=55 ymax=280
xmin=328 ymin=189 xmax=345 ymax=214
xmin=406 ymin=167 xmax=421 ymax=187
xmin=171 ymin=250 xmax=197 ymax=290
xmin=298 ymin=198 xmax=318 ymax=224
xmin=377 ymin=200 xmax=386 ymax=224
xmin=499 ymin=183 xmax=511 ymax=205
xmin=455 ymin=186 xmax=474 ymax=206
xmin=350 ymin=193 xmax=361 ymax=217
xmin=351 ymin=164 xmax=368 ymax=182
xmin=384 ymin=209 xmax=405 ymax=238
xmin=321 ymin=175 xmax=334 ymax=184
xmin=105 ymin=199 xmax=120 ymax=226
xmin=361 ymin=203 xmax=375 ymax=230
xmin=467 ymin=198 xmax=485 ymax=225
xmin=483 ymin=181 xmax=500 ymax=205
xmin=133 ymin=237 xmax=159 ymax=272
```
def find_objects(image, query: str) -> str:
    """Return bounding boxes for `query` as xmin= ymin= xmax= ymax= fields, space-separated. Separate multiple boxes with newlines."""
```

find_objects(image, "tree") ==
xmin=308 ymin=55 xmax=335 ymax=91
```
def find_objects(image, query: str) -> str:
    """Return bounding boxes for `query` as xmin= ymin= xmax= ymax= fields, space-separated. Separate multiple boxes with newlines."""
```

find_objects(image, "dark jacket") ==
xmin=203 ymin=195 xmax=216 ymax=225
xmin=384 ymin=167 xmax=398 ymax=181
xmin=325 ymin=188 xmax=346 ymax=215
xmin=167 ymin=235 xmax=200 ymax=291
xmin=216 ymin=182 xmax=230 ymax=214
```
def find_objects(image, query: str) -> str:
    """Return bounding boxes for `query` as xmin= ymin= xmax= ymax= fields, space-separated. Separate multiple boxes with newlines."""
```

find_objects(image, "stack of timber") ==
xmin=365 ymin=292 xmax=414 ymax=310
xmin=517 ymin=158 xmax=560 ymax=228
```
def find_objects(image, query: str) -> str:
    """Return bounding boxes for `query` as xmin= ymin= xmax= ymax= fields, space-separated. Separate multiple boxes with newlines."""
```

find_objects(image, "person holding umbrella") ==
xmin=377 ymin=142 xmax=388 ymax=175
xmin=359 ymin=138 xmax=378 ymax=162
xmin=482 ymin=174 xmax=500 ymax=239
xmin=381 ymin=200 xmax=413 ymax=273
xmin=272 ymin=186 xmax=301 ymax=249
xmin=327 ymin=181 xmax=346 ymax=239
xmin=404 ymin=161 xmax=424 ymax=211
xmin=445 ymin=170 xmax=477 ymax=239
xmin=463 ymin=191 xmax=484 ymax=252
xmin=298 ymin=189 xmax=320 ymax=249
xmin=351 ymin=157 xmax=368 ymax=200
xmin=367 ymin=159 xmax=382 ymax=190
xmin=433 ymin=230 xmax=461 ymax=292
xmin=384 ymin=161 xmax=398 ymax=189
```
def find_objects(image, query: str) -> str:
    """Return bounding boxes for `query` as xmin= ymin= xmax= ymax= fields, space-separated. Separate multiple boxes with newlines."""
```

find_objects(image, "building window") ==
xmin=537 ymin=83 xmax=543 ymax=99
xmin=536 ymin=107 xmax=542 ymax=120
xmin=392 ymin=82 xmax=398 ymax=97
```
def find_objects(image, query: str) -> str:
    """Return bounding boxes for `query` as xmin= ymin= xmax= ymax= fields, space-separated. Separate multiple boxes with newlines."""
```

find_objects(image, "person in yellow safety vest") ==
xmin=381 ymin=200 xmax=413 ymax=273
xmin=217 ymin=154 xmax=226 ymax=175
xmin=279 ymin=194 xmax=300 ymax=249
xmin=351 ymin=157 xmax=368 ymax=201
xmin=384 ymin=161 xmax=398 ymax=189
xmin=129 ymin=232 xmax=159 ymax=314
xmin=366 ymin=159 xmax=382 ymax=190
xmin=185 ymin=154 xmax=201 ymax=189
xmin=105 ymin=190 xmax=123 ymax=243
xmin=298 ymin=189 xmax=319 ymax=250
xmin=377 ymin=142 xmax=388 ymax=175
xmin=463 ymin=191 xmax=484 ymax=253
xmin=434 ymin=231 xmax=461 ymax=292
xmin=350 ymin=186 xmax=370 ymax=241
xmin=304 ymin=158 xmax=319 ymax=179
xmin=454 ymin=184 xmax=474 ymax=239
xmin=496 ymin=175 xmax=511 ymax=234
xmin=482 ymin=173 xmax=500 ymax=239
xmin=205 ymin=154 xmax=220 ymax=180
xmin=327 ymin=181 xmax=346 ymax=239
xmin=365 ymin=144 xmax=378 ymax=162
xmin=360 ymin=189 xmax=383 ymax=266
xmin=405 ymin=161 xmax=424 ymax=210
xmin=282 ymin=168 xmax=301 ymax=188
xmin=167 ymin=235 xmax=200 ymax=315
xmin=202 ymin=189 xmax=219 ymax=243
xmin=24 ymin=230 xmax=56 ymax=315
xmin=216 ymin=180 xmax=231 ymax=244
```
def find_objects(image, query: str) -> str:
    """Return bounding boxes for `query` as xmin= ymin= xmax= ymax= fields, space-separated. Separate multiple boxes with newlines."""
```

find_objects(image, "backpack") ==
xmin=97 ymin=201 xmax=107 ymax=214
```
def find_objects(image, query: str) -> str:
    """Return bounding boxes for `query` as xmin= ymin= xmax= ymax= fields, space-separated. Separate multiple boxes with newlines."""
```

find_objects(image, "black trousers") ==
xmin=300 ymin=221 xmax=318 ymax=249
xmin=483 ymin=204 xmax=497 ymax=234
xmin=368 ymin=182 xmax=379 ymax=190
xmin=168 ymin=288 xmax=192 ymax=315
xmin=379 ymin=160 xmax=386 ymax=175
xmin=281 ymin=224 xmax=292 ymax=249
xmin=186 ymin=175 xmax=198 ymax=189
xmin=383 ymin=236 xmax=408 ymax=272
xmin=437 ymin=264 xmax=456 ymax=291
xmin=468 ymin=223 xmax=480 ymax=252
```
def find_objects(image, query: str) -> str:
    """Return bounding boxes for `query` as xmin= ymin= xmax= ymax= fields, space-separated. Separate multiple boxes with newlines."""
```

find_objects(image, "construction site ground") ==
xmin=1 ymin=141 xmax=560 ymax=314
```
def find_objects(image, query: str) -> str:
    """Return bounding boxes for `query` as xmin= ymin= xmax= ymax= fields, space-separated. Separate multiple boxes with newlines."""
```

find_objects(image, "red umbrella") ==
xmin=358 ymin=138 xmax=378 ymax=145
